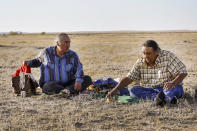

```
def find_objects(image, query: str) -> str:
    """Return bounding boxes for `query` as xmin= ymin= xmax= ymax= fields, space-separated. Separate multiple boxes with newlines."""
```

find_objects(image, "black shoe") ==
xmin=155 ymin=91 xmax=166 ymax=107
xmin=170 ymin=97 xmax=177 ymax=104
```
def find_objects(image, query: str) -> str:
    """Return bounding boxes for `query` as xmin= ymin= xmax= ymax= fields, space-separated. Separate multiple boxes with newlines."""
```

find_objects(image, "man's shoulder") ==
xmin=66 ymin=50 xmax=81 ymax=60
xmin=160 ymin=49 xmax=175 ymax=57
xmin=158 ymin=50 xmax=180 ymax=64
xmin=68 ymin=49 xmax=76 ymax=54
xmin=38 ymin=46 xmax=55 ymax=56
xmin=42 ymin=46 xmax=55 ymax=53
xmin=68 ymin=49 xmax=78 ymax=56
xmin=46 ymin=46 xmax=55 ymax=51
xmin=36 ymin=46 xmax=54 ymax=56
xmin=134 ymin=58 xmax=144 ymax=67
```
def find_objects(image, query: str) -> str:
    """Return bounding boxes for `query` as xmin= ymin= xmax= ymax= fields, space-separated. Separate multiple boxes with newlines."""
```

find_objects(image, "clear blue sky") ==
xmin=0 ymin=0 xmax=196 ymax=32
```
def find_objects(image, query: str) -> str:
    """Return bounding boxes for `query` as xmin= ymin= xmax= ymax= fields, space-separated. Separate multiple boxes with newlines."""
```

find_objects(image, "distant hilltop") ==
xmin=0 ymin=31 xmax=25 ymax=34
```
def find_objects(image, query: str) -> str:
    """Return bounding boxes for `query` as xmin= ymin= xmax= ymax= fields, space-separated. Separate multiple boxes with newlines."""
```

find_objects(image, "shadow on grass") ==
xmin=0 ymin=45 xmax=18 ymax=48
xmin=182 ymin=91 xmax=196 ymax=105
xmin=33 ymin=46 xmax=45 ymax=50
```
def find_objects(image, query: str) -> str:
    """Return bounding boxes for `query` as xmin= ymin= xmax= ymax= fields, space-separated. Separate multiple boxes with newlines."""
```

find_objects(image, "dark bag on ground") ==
xmin=11 ymin=65 xmax=39 ymax=97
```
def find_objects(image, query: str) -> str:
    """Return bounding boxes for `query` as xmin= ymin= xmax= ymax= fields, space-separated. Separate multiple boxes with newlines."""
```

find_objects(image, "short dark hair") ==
xmin=143 ymin=40 xmax=160 ymax=51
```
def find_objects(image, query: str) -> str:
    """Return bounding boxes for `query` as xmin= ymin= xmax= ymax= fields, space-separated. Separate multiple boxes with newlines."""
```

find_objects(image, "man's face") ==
xmin=57 ymin=36 xmax=70 ymax=52
xmin=142 ymin=46 xmax=158 ymax=64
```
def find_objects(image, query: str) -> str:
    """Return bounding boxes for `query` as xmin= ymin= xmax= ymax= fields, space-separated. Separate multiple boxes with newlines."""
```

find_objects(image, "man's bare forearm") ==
xmin=172 ymin=73 xmax=187 ymax=86
xmin=110 ymin=77 xmax=133 ymax=95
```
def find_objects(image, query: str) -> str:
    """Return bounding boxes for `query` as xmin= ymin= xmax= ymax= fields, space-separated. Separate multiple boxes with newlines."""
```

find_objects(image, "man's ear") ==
xmin=156 ymin=49 xmax=160 ymax=55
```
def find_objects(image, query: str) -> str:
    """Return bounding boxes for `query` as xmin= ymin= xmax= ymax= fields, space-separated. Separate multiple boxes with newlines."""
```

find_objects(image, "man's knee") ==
xmin=164 ymin=85 xmax=184 ymax=98
xmin=42 ymin=81 xmax=64 ymax=95
xmin=82 ymin=75 xmax=93 ymax=89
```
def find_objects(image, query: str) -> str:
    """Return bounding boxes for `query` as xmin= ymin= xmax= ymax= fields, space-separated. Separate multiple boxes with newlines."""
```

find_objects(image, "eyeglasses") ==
xmin=62 ymin=41 xmax=70 ymax=43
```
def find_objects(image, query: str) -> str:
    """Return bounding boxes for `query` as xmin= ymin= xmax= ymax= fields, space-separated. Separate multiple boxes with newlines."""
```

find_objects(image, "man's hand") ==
xmin=106 ymin=90 xmax=115 ymax=99
xmin=164 ymin=73 xmax=187 ymax=90
xmin=23 ymin=61 xmax=30 ymax=66
xmin=164 ymin=82 xmax=175 ymax=90
xmin=106 ymin=77 xmax=133 ymax=99
xmin=74 ymin=81 xmax=82 ymax=92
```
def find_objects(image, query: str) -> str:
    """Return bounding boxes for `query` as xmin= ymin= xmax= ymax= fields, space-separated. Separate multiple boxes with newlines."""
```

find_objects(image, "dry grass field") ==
xmin=0 ymin=32 xmax=197 ymax=131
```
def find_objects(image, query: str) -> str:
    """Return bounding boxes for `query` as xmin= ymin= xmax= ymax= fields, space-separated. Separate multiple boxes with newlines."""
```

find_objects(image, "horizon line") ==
xmin=1 ymin=29 xmax=197 ymax=34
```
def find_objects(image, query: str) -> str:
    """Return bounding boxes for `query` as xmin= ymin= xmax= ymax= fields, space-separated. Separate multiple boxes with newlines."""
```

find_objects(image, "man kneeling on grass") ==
xmin=106 ymin=40 xmax=187 ymax=107
xmin=23 ymin=33 xmax=92 ymax=96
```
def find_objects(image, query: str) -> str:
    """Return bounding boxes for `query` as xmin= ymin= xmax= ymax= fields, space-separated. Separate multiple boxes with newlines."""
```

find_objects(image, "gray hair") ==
xmin=54 ymin=33 xmax=69 ymax=45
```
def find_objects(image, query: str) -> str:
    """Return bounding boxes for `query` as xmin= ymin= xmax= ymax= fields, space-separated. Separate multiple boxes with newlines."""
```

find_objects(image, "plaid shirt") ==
xmin=127 ymin=50 xmax=187 ymax=88
xmin=29 ymin=46 xmax=84 ymax=87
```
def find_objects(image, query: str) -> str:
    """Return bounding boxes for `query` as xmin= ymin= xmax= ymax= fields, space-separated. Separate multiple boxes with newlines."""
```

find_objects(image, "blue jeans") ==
xmin=119 ymin=85 xmax=184 ymax=103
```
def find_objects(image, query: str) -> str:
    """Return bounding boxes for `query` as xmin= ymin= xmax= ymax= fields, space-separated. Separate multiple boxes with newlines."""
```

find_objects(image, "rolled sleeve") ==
xmin=29 ymin=49 xmax=46 ymax=68
xmin=76 ymin=78 xmax=83 ymax=83
xmin=29 ymin=59 xmax=41 ymax=68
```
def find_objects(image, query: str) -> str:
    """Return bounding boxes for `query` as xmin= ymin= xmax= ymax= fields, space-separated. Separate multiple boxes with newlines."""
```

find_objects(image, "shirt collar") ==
xmin=53 ymin=46 xmax=70 ymax=57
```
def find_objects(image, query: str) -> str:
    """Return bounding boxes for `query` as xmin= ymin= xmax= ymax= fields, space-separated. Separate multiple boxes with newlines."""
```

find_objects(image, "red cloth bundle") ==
xmin=12 ymin=65 xmax=31 ymax=77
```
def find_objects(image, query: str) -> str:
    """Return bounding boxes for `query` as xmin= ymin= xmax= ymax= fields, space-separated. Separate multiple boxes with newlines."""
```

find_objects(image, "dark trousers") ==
xmin=42 ymin=75 xmax=92 ymax=95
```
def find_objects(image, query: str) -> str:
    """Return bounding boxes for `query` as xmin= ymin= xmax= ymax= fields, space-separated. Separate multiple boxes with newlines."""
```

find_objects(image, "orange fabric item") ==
xmin=12 ymin=65 xmax=31 ymax=77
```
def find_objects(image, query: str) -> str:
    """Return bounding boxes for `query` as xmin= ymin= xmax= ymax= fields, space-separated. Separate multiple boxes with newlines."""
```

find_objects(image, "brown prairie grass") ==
xmin=0 ymin=32 xmax=197 ymax=131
